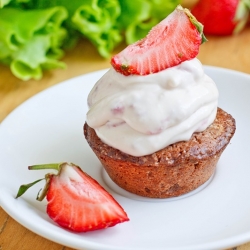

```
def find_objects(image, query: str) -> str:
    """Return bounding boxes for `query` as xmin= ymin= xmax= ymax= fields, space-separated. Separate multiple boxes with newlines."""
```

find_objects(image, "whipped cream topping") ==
xmin=86 ymin=58 xmax=219 ymax=157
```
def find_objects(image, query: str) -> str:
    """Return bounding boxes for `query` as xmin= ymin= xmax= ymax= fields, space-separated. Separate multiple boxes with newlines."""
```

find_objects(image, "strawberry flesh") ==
xmin=111 ymin=5 xmax=204 ymax=76
xmin=16 ymin=162 xmax=129 ymax=232
xmin=46 ymin=163 xmax=129 ymax=232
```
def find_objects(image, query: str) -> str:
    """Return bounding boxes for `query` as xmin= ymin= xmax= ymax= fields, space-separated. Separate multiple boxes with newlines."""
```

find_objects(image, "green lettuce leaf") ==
xmin=0 ymin=0 xmax=11 ymax=8
xmin=11 ymin=35 xmax=66 ymax=80
xmin=71 ymin=0 xmax=122 ymax=58
xmin=32 ymin=0 xmax=122 ymax=58
xmin=0 ymin=6 xmax=67 ymax=80
xmin=118 ymin=0 xmax=181 ymax=44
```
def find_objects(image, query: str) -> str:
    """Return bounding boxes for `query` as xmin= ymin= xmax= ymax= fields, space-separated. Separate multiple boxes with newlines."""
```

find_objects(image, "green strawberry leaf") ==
xmin=16 ymin=178 xmax=45 ymax=199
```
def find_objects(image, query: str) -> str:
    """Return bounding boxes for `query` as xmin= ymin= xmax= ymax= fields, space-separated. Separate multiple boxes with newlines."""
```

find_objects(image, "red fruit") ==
xmin=16 ymin=162 xmax=129 ymax=232
xmin=191 ymin=0 xmax=250 ymax=35
xmin=111 ymin=5 xmax=206 ymax=76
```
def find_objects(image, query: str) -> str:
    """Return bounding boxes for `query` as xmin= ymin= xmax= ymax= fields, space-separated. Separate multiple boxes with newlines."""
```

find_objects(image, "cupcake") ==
xmin=84 ymin=6 xmax=236 ymax=198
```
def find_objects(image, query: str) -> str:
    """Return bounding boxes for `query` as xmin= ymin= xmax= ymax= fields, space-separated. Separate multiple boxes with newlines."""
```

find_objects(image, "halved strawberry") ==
xmin=191 ymin=0 xmax=250 ymax=36
xmin=16 ymin=162 xmax=129 ymax=232
xmin=111 ymin=5 xmax=207 ymax=76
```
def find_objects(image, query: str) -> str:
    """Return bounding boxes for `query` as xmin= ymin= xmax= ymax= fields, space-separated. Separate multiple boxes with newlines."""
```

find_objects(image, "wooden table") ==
xmin=1 ymin=10 xmax=250 ymax=250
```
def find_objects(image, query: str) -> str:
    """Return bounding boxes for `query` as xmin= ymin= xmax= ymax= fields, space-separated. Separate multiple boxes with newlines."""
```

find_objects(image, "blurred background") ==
xmin=3 ymin=0 xmax=246 ymax=82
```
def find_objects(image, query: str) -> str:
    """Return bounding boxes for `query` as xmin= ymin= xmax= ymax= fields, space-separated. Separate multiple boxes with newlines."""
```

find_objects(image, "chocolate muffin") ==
xmin=84 ymin=108 xmax=235 ymax=198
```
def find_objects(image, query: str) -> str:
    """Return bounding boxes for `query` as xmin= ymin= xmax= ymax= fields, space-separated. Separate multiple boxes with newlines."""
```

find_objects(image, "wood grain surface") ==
xmin=1 ymin=1 xmax=250 ymax=249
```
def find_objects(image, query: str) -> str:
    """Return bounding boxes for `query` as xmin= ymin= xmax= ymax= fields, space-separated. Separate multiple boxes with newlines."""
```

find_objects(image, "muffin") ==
xmin=84 ymin=108 xmax=235 ymax=198
xmin=83 ymin=6 xmax=236 ymax=198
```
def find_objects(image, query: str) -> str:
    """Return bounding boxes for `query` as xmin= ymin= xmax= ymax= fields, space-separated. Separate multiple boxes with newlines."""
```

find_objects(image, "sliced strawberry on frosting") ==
xmin=16 ymin=162 xmax=129 ymax=232
xmin=111 ymin=5 xmax=207 ymax=76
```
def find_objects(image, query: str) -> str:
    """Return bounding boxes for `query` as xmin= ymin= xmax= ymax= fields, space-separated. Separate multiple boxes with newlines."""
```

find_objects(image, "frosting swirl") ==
xmin=87 ymin=58 xmax=219 ymax=156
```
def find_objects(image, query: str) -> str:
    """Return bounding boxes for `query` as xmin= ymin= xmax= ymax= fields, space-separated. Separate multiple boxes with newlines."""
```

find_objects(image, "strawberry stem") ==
xmin=16 ymin=163 xmax=64 ymax=200
xmin=233 ymin=0 xmax=250 ymax=34
xmin=36 ymin=174 xmax=52 ymax=201
xmin=28 ymin=163 xmax=61 ymax=171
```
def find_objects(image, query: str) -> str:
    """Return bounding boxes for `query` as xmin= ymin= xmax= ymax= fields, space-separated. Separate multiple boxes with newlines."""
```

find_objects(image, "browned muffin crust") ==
xmin=84 ymin=108 xmax=236 ymax=198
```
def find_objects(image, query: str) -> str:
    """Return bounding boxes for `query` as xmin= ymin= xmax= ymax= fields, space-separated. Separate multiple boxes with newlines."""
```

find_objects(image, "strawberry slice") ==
xmin=111 ymin=5 xmax=207 ymax=76
xmin=16 ymin=162 xmax=129 ymax=232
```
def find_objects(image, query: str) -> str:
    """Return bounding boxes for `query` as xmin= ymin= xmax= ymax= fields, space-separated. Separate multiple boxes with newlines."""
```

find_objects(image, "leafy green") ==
xmin=118 ymin=0 xmax=181 ymax=44
xmin=0 ymin=6 xmax=68 ymax=80
xmin=0 ymin=0 xmax=11 ymax=8
xmin=0 ymin=0 xmax=180 ymax=80
xmin=71 ymin=0 xmax=122 ymax=58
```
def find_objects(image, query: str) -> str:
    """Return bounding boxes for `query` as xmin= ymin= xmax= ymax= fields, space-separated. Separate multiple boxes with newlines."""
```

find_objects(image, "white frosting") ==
xmin=86 ymin=58 xmax=219 ymax=156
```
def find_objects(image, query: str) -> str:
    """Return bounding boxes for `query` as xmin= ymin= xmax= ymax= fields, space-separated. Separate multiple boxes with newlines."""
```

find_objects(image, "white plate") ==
xmin=0 ymin=67 xmax=249 ymax=250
